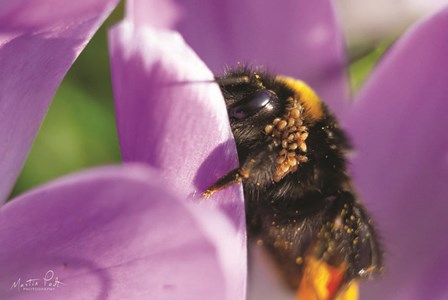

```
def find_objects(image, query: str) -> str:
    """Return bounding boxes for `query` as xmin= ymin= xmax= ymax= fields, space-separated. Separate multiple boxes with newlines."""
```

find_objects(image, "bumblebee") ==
xmin=203 ymin=66 xmax=383 ymax=299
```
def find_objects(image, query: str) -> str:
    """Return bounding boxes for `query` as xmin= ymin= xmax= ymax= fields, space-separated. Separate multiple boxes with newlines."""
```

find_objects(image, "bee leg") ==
xmin=202 ymin=167 xmax=250 ymax=198
xmin=202 ymin=143 xmax=277 ymax=198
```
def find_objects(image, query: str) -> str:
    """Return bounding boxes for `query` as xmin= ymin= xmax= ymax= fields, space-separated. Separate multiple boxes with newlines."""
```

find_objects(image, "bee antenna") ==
xmin=215 ymin=76 xmax=250 ymax=86
xmin=165 ymin=76 xmax=250 ymax=86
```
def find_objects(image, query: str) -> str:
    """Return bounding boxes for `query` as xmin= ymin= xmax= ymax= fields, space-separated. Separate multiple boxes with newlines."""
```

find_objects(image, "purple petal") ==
xmin=109 ymin=22 xmax=245 ymax=232
xmin=0 ymin=0 xmax=118 ymax=204
xmin=0 ymin=1 xmax=115 ymax=30
xmin=0 ymin=164 xmax=246 ymax=300
xmin=126 ymin=0 xmax=180 ymax=29
xmin=171 ymin=0 xmax=350 ymax=116
xmin=344 ymin=7 xmax=448 ymax=300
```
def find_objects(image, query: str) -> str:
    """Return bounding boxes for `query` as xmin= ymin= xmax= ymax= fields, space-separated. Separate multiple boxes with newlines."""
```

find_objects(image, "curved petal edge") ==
xmin=0 ymin=164 xmax=246 ymax=300
xmin=0 ymin=0 xmax=119 ymax=204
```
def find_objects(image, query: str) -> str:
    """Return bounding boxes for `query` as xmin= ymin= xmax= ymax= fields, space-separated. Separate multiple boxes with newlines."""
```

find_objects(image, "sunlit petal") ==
xmin=109 ymin=21 xmax=245 ymax=230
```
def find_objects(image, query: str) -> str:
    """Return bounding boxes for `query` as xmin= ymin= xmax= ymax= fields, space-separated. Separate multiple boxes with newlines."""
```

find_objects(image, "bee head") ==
xmin=217 ymin=68 xmax=290 ymax=147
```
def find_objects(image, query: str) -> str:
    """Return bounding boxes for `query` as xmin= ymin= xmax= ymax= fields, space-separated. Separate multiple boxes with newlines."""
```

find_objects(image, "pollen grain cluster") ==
xmin=264 ymin=97 xmax=309 ymax=182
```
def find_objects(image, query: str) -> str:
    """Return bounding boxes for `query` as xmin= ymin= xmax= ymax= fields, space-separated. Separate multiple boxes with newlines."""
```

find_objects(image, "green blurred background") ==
xmin=9 ymin=3 xmax=388 ymax=199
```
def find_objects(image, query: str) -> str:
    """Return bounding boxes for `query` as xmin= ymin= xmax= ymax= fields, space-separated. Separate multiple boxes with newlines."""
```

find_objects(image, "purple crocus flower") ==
xmin=0 ymin=1 xmax=447 ymax=300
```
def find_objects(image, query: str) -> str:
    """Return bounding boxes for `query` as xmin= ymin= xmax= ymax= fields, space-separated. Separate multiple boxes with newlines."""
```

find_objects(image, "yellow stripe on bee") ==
xmin=276 ymin=76 xmax=324 ymax=121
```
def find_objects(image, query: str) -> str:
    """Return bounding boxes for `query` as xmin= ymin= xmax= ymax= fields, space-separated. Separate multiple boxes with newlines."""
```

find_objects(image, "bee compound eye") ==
xmin=228 ymin=89 xmax=277 ymax=120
